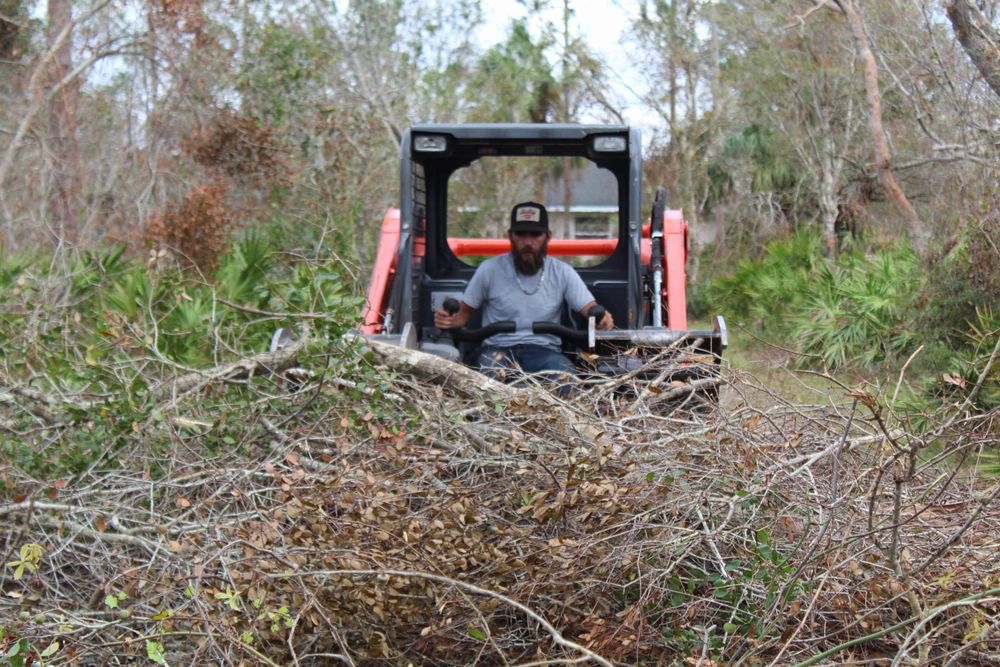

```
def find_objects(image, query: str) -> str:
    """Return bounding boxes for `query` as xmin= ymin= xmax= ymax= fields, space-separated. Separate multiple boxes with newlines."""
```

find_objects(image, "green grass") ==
xmin=725 ymin=324 xmax=859 ymax=405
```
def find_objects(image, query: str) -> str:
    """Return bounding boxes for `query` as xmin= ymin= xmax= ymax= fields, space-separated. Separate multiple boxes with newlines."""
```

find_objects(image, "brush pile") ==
xmin=2 ymin=334 xmax=999 ymax=666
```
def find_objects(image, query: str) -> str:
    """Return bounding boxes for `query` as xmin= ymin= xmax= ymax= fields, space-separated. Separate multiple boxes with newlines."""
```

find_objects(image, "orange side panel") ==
xmin=663 ymin=209 xmax=688 ymax=330
xmin=360 ymin=209 xmax=401 ymax=334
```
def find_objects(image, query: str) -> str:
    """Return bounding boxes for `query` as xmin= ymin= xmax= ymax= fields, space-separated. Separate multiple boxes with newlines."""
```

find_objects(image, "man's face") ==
xmin=509 ymin=230 xmax=549 ymax=275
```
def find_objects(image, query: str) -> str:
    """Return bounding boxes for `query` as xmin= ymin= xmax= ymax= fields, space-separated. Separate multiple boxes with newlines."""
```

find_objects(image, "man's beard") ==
xmin=513 ymin=246 xmax=546 ymax=275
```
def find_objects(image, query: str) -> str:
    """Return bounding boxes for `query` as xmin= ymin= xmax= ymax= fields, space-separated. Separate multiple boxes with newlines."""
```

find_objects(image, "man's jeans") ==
xmin=476 ymin=344 xmax=576 ymax=395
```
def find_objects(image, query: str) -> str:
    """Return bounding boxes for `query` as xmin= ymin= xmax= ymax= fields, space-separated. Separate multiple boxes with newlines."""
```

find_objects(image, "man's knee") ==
xmin=523 ymin=346 xmax=576 ymax=375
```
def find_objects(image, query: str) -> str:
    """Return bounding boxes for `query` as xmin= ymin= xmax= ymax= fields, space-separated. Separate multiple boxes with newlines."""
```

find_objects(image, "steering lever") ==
xmin=443 ymin=297 xmax=461 ymax=315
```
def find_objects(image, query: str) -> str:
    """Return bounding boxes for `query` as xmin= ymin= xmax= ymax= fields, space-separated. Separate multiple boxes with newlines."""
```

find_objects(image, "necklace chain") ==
xmin=515 ymin=260 xmax=546 ymax=295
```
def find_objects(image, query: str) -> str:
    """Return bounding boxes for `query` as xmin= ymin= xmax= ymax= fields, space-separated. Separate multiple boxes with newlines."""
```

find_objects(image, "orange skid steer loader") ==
xmin=359 ymin=124 xmax=727 ymax=405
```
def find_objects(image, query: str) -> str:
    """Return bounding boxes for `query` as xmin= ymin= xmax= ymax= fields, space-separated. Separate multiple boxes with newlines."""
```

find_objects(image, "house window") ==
xmin=573 ymin=215 xmax=614 ymax=239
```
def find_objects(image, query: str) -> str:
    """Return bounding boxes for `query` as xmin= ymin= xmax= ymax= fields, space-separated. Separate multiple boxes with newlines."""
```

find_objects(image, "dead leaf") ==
xmin=942 ymin=373 xmax=967 ymax=388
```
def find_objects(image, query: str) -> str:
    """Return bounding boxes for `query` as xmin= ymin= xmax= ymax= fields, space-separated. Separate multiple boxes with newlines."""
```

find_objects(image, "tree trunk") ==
xmin=947 ymin=0 xmax=1000 ymax=99
xmin=46 ymin=0 xmax=82 ymax=244
xmin=819 ymin=129 xmax=840 ymax=257
xmin=837 ymin=0 xmax=927 ymax=254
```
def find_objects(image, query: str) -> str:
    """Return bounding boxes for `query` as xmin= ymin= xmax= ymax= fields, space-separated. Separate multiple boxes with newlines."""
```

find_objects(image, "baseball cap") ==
xmin=509 ymin=201 xmax=549 ymax=232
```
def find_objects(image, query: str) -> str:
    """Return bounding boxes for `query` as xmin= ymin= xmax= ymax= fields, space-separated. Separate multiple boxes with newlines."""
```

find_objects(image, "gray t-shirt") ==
xmin=462 ymin=254 xmax=594 ymax=348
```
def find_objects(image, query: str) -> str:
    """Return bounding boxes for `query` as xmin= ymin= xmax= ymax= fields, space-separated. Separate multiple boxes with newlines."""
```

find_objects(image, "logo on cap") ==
xmin=515 ymin=206 xmax=541 ymax=222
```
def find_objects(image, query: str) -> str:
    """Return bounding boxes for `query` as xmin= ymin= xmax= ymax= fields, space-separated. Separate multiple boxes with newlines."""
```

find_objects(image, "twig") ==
xmin=911 ymin=481 xmax=1000 ymax=577
xmin=764 ymin=574 xmax=829 ymax=667
xmin=217 ymin=298 xmax=332 ymax=320
xmin=892 ymin=344 xmax=924 ymax=404
xmin=695 ymin=507 xmax=731 ymax=580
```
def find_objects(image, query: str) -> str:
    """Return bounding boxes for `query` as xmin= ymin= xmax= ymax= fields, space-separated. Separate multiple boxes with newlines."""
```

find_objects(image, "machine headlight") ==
xmin=414 ymin=134 xmax=448 ymax=152
xmin=592 ymin=135 xmax=627 ymax=152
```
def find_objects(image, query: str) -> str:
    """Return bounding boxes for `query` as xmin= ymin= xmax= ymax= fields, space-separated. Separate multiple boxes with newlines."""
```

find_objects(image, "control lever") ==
xmin=443 ymin=297 xmax=461 ymax=316
xmin=531 ymin=304 xmax=608 ymax=349
xmin=587 ymin=304 xmax=606 ymax=349
xmin=435 ymin=297 xmax=462 ymax=339
xmin=427 ymin=296 xmax=461 ymax=345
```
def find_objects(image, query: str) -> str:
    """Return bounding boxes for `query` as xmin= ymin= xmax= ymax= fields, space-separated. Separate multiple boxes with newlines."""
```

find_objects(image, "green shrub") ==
xmin=790 ymin=244 xmax=920 ymax=369
xmin=894 ymin=307 xmax=1000 ymax=431
xmin=707 ymin=230 xmax=821 ymax=330
xmin=215 ymin=233 xmax=273 ymax=305
xmin=937 ymin=308 xmax=1000 ymax=413
xmin=100 ymin=265 xmax=164 ymax=321
xmin=706 ymin=225 xmax=998 ymax=423
xmin=0 ymin=237 xmax=363 ymax=482
xmin=916 ymin=199 xmax=1000 ymax=350
xmin=708 ymin=233 xmax=925 ymax=369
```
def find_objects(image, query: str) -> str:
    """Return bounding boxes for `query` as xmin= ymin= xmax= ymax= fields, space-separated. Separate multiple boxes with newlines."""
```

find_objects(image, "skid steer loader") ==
xmin=359 ymin=124 xmax=727 ymax=404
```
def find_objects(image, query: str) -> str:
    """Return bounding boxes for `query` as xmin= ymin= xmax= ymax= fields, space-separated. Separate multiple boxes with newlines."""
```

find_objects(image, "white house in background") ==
xmin=542 ymin=162 xmax=619 ymax=239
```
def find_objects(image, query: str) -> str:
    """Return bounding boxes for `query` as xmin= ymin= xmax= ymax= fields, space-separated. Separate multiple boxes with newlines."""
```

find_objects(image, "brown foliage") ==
xmin=143 ymin=111 xmax=286 ymax=271
xmin=145 ymin=178 xmax=234 ymax=272
xmin=4 ymin=351 xmax=1000 ymax=665
xmin=148 ymin=0 xmax=205 ymax=34
xmin=185 ymin=110 xmax=288 ymax=182
xmin=241 ymin=441 xmax=664 ymax=662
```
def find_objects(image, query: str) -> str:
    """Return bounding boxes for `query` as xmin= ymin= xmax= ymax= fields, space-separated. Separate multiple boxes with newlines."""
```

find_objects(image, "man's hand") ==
xmin=582 ymin=301 xmax=614 ymax=330
xmin=434 ymin=301 xmax=474 ymax=329
xmin=434 ymin=307 xmax=457 ymax=329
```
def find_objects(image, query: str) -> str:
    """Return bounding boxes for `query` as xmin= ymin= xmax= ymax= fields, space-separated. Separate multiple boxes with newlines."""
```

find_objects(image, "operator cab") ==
xmin=377 ymin=125 xmax=642 ymax=362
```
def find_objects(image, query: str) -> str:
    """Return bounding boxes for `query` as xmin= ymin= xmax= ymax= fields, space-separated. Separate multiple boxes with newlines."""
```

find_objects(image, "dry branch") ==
xmin=150 ymin=335 xmax=310 ymax=402
xmin=346 ymin=332 xmax=610 ymax=448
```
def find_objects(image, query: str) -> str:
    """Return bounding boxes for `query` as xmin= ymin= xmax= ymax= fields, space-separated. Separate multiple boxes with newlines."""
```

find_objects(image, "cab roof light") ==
xmin=414 ymin=134 xmax=448 ymax=152
xmin=592 ymin=135 xmax=627 ymax=152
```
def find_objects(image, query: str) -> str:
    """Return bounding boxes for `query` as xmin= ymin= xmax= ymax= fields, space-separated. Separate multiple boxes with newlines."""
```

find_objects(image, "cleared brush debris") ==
xmin=1 ymin=335 xmax=999 ymax=665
